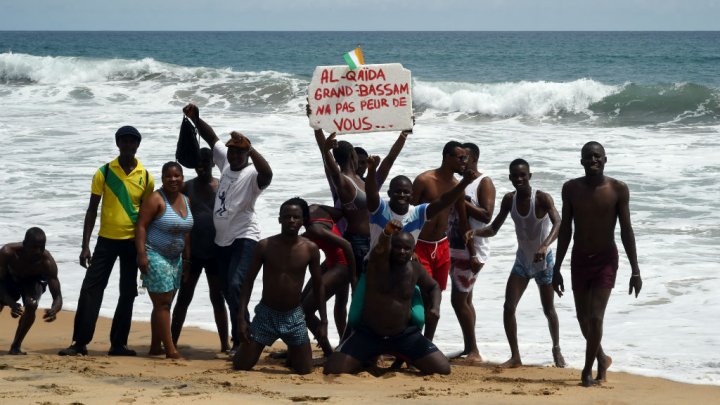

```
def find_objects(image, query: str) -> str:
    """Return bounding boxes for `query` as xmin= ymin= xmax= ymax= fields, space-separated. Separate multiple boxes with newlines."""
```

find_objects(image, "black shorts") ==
xmin=0 ymin=277 xmax=46 ymax=302
xmin=189 ymin=256 xmax=219 ymax=276
xmin=336 ymin=325 xmax=439 ymax=362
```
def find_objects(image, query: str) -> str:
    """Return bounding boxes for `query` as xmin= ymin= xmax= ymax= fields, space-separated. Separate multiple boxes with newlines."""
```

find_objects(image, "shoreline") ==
xmin=1 ymin=310 xmax=719 ymax=404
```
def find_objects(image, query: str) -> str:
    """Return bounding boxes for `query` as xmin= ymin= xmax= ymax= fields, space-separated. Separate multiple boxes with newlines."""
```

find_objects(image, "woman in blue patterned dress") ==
xmin=136 ymin=162 xmax=194 ymax=359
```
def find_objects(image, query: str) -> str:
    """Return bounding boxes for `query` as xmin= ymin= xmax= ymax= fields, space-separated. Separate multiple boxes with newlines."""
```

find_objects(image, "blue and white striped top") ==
xmin=146 ymin=189 xmax=194 ymax=259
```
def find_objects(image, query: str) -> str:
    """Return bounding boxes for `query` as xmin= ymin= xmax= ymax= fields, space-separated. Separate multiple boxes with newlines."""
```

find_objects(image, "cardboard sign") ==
xmin=308 ymin=63 xmax=413 ymax=135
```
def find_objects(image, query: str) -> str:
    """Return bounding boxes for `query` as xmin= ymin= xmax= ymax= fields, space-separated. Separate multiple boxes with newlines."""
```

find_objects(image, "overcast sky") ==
xmin=1 ymin=0 xmax=718 ymax=31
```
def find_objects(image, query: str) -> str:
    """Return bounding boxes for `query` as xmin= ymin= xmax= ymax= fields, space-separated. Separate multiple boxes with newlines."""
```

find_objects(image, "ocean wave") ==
xmin=0 ymin=52 xmax=307 ymax=111
xmin=2 ymin=52 xmax=718 ymax=126
xmin=589 ymin=82 xmax=720 ymax=126
xmin=413 ymin=78 xmax=619 ymax=118
xmin=413 ymin=79 xmax=720 ymax=126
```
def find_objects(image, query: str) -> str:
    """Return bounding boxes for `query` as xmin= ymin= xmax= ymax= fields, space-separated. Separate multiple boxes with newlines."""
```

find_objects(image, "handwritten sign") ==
xmin=308 ymin=63 xmax=412 ymax=135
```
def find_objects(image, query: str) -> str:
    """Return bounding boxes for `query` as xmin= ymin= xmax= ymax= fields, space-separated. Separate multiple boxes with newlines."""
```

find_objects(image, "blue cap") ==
xmin=115 ymin=126 xmax=142 ymax=142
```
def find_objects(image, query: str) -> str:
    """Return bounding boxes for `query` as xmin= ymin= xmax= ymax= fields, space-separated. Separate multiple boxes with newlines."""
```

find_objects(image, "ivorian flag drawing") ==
xmin=343 ymin=47 xmax=364 ymax=70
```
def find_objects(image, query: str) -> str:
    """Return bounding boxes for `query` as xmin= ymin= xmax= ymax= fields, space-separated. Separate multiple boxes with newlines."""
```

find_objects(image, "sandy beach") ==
xmin=0 ymin=310 xmax=716 ymax=404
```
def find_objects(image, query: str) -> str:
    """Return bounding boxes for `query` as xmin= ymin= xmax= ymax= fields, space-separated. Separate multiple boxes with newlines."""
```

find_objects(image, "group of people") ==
xmin=0 ymin=103 xmax=643 ymax=387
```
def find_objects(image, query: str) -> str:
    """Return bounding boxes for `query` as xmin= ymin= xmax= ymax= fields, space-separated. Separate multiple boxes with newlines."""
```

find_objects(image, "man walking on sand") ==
xmin=553 ymin=141 xmax=643 ymax=386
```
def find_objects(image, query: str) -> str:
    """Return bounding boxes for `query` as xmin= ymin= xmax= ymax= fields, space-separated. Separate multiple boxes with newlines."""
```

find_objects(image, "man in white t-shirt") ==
xmin=183 ymin=104 xmax=273 ymax=354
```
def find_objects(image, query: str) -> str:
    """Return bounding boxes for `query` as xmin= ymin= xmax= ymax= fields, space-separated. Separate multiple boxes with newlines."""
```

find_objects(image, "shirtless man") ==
xmin=0 ymin=228 xmax=62 ymax=354
xmin=469 ymin=159 xmax=565 ymax=368
xmin=324 ymin=220 xmax=450 ymax=375
xmin=412 ymin=141 xmax=475 ymax=340
xmin=553 ymin=142 xmax=643 ymax=386
xmin=232 ymin=198 xmax=326 ymax=374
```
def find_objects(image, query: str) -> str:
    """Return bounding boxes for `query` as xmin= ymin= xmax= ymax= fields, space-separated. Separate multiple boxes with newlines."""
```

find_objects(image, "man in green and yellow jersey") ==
xmin=59 ymin=126 xmax=154 ymax=356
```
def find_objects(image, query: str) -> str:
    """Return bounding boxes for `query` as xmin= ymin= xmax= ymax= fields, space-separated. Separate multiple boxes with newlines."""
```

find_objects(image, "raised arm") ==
xmin=321 ymin=133 xmax=355 ymax=203
xmin=617 ymin=181 xmax=642 ymax=297
xmin=365 ymin=155 xmax=381 ymax=213
xmin=248 ymin=143 xmax=273 ymax=189
xmin=307 ymin=104 xmax=341 ymax=198
xmin=368 ymin=220 xmax=402 ymax=273
xmin=183 ymin=104 xmax=219 ymax=147
xmin=426 ymin=169 xmax=479 ymax=219
xmin=376 ymin=130 xmax=410 ymax=185
xmin=465 ymin=177 xmax=496 ymax=223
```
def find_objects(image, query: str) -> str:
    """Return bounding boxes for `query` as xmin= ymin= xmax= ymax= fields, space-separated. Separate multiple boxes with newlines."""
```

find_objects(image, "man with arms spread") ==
xmin=412 ymin=140 xmax=475 ymax=341
xmin=233 ymin=198 xmax=326 ymax=374
xmin=183 ymin=104 xmax=273 ymax=355
xmin=60 ymin=126 xmax=154 ymax=356
xmin=324 ymin=220 xmax=450 ymax=375
xmin=469 ymin=159 xmax=565 ymax=368
xmin=171 ymin=147 xmax=230 ymax=353
xmin=553 ymin=142 xmax=642 ymax=386
xmin=0 ymin=228 xmax=62 ymax=354
xmin=447 ymin=142 xmax=495 ymax=362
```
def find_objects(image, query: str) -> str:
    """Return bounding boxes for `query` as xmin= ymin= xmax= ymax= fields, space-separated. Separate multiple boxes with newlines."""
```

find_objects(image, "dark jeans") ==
xmin=72 ymin=237 xmax=138 ymax=347
xmin=217 ymin=238 xmax=258 ymax=347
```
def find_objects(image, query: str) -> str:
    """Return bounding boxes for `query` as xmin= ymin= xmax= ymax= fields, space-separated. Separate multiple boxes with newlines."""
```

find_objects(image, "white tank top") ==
xmin=510 ymin=188 xmax=551 ymax=268
xmin=467 ymin=174 xmax=490 ymax=263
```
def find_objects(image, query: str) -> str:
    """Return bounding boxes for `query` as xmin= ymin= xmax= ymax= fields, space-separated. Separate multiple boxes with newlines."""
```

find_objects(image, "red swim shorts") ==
xmin=570 ymin=246 xmax=619 ymax=291
xmin=415 ymin=237 xmax=450 ymax=291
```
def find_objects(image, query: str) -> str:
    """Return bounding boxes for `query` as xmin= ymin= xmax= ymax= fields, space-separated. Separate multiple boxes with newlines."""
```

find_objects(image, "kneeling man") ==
xmin=324 ymin=220 xmax=450 ymax=375
xmin=232 ymin=198 xmax=326 ymax=374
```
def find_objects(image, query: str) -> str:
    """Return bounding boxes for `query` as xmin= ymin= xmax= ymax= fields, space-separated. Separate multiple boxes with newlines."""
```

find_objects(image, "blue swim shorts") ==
xmin=511 ymin=250 xmax=554 ymax=286
xmin=250 ymin=302 xmax=310 ymax=347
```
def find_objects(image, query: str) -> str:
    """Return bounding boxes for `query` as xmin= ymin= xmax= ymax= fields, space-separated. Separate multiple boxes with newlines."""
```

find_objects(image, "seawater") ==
xmin=0 ymin=31 xmax=719 ymax=385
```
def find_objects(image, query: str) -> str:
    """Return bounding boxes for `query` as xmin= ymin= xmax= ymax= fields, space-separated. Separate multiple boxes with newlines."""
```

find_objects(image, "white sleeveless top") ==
xmin=468 ymin=174 xmax=491 ymax=262
xmin=510 ymin=188 xmax=552 ymax=268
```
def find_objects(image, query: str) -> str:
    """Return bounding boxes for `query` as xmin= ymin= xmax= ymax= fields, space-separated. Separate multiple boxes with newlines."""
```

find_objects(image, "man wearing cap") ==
xmin=59 ymin=126 xmax=154 ymax=356
xmin=182 ymin=104 xmax=273 ymax=354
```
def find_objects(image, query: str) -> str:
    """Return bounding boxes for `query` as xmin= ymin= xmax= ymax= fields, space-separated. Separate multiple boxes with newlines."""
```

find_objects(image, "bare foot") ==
xmin=596 ymin=354 xmax=613 ymax=382
xmin=8 ymin=346 xmax=27 ymax=355
xmin=465 ymin=351 xmax=483 ymax=363
xmin=148 ymin=347 xmax=165 ymax=356
xmin=581 ymin=369 xmax=600 ymax=387
xmin=499 ymin=357 xmax=522 ymax=368
xmin=552 ymin=346 xmax=566 ymax=368
xmin=166 ymin=352 xmax=183 ymax=360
